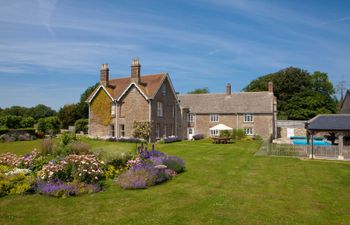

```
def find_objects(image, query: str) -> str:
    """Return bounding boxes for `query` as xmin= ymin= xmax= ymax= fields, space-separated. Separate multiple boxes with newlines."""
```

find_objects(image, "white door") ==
xmin=187 ymin=128 xmax=194 ymax=140
xmin=287 ymin=128 xmax=294 ymax=138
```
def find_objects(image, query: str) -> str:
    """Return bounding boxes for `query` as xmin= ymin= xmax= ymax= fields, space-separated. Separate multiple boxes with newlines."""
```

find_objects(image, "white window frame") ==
xmin=210 ymin=114 xmax=219 ymax=122
xmin=111 ymin=102 xmax=116 ymax=115
xmin=187 ymin=113 xmax=194 ymax=122
xmin=210 ymin=129 xmax=219 ymax=136
xmin=244 ymin=113 xmax=253 ymax=122
xmin=244 ymin=127 xmax=253 ymax=136
xmin=157 ymin=102 xmax=163 ymax=117
xmin=120 ymin=124 xmax=125 ymax=137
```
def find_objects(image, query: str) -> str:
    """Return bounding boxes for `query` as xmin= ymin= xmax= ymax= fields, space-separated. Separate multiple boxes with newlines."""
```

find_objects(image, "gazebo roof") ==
xmin=210 ymin=123 xmax=233 ymax=130
xmin=307 ymin=114 xmax=350 ymax=131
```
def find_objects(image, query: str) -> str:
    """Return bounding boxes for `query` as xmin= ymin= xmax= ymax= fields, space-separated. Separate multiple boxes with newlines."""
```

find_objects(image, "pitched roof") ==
xmin=307 ymin=114 xmax=350 ymax=131
xmin=178 ymin=92 xmax=274 ymax=114
xmin=210 ymin=123 xmax=233 ymax=130
xmin=87 ymin=73 xmax=167 ymax=102
xmin=339 ymin=90 xmax=350 ymax=114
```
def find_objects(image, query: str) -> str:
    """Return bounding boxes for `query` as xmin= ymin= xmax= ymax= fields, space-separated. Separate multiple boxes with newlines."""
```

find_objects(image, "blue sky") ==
xmin=0 ymin=0 xmax=349 ymax=110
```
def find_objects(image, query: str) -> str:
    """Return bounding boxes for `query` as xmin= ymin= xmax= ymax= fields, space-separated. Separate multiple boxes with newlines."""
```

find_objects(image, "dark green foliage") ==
xmin=232 ymin=129 xmax=245 ymax=140
xmin=219 ymin=130 xmax=231 ymax=138
xmin=58 ymin=104 xmax=81 ymax=129
xmin=244 ymin=67 xmax=337 ymax=120
xmin=28 ymin=104 xmax=56 ymax=120
xmin=188 ymin=87 xmax=209 ymax=94
xmin=37 ymin=116 xmax=61 ymax=135
xmin=74 ymin=119 xmax=88 ymax=134
xmin=20 ymin=117 xmax=35 ymax=128
xmin=0 ymin=104 xmax=56 ymax=120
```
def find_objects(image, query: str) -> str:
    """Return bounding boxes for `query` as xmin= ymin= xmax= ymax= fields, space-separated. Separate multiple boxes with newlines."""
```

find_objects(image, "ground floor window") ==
xmin=119 ymin=124 xmax=125 ymax=137
xmin=244 ymin=127 xmax=253 ymax=135
xmin=210 ymin=129 xmax=219 ymax=136
xmin=110 ymin=125 xmax=115 ymax=137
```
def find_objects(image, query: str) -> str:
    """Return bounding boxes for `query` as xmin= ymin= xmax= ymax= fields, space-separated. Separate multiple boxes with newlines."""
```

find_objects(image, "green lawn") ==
xmin=1 ymin=139 xmax=350 ymax=225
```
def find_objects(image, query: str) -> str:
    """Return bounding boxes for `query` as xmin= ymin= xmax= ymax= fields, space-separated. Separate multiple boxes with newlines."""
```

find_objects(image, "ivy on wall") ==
xmin=91 ymin=89 xmax=111 ymax=126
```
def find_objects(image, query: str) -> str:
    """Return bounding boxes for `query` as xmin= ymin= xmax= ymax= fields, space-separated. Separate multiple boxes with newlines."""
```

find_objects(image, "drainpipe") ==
xmin=148 ymin=100 xmax=152 ymax=143
xmin=115 ymin=101 xmax=118 ymax=138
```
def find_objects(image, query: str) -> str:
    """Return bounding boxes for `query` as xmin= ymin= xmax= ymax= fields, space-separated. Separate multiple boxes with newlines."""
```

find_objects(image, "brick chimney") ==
xmin=226 ymin=83 xmax=231 ymax=95
xmin=268 ymin=81 xmax=273 ymax=93
xmin=100 ymin=63 xmax=109 ymax=86
xmin=131 ymin=58 xmax=141 ymax=84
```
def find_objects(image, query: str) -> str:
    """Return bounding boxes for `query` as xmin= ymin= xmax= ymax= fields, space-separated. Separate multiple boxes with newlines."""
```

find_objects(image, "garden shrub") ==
xmin=74 ymin=119 xmax=88 ymax=134
xmin=106 ymin=152 xmax=133 ymax=170
xmin=232 ymin=129 xmax=245 ymax=140
xmin=37 ymin=116 xmax=61 ymax=135
xmin=132 ymin=121 xmax=151 ymax=141
xmin=192 ymin=133 xmax=204 ymax=140
xmin=0 ymin=170 xmax=35 ymax=197
xmin=116 ymin=145 xmax=185 ymax=189
xmin=37 ymin=154 xmax=105 ymax=184
xmin=36 ymin=179 xmax=102 ymax=197
xmin=157 ymin=156 xmax=185 ymax=173
xmin=220 ymin=130 xmax=231 ymax=138
xmin=117 ymin=164 xmax=170 ymax=189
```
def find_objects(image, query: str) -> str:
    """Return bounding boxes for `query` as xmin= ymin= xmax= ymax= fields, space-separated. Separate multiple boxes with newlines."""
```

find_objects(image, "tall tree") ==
xmin=244 ymin=67 xmax=336 ymax=120
xmin=58 ymin=104 xmax=81 ymax=129
xmin=29 ymin=104 xmax=56 ymax=120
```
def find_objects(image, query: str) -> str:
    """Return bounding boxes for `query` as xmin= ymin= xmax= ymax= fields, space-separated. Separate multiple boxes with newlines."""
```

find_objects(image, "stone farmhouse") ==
xmin=86 ymin=59 xmax=182 ymax=142
xmin=178 ymin=83 xmax=277 ymax=140
xmin=87 ymin=59 xmax=277 ymax=141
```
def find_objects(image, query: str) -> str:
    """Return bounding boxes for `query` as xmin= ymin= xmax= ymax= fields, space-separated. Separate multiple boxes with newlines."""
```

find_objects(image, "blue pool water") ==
xmin=292 ymin=139 xmax=331 ymax=146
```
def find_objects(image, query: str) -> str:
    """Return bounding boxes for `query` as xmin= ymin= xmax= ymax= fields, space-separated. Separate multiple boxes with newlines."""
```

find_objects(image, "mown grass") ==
xmin=0 ymin=139 xmax=350 ymax=225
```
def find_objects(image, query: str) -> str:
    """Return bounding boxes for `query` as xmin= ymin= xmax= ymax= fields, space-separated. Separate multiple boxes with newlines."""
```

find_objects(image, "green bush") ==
xmin=220 ymin=130 xmax=231 ymax=138
xmin=75 ymin=119 xmax=88 ymax=134
xmin=37 ymin=116 xmax=61 ymax=135
xmin=0 ymin=171 xmax=35 ymax=197
xmin=20 ymin=116 xmax=35 ymax=128
xmin=232 ymin=129 xmax=245 ymax=140
xmin=60 ymin=132 xmax=76 ymax=146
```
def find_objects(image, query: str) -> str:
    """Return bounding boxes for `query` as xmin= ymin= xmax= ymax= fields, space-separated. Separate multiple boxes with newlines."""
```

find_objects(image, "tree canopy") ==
xmin=243 ymin=67 xmax=337 ymax=120
xmin=187 ymin=87 xmax=209 ymax=94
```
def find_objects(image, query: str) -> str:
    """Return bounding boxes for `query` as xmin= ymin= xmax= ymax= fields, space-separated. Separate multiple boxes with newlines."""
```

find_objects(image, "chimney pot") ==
xmin=226 ymin=83 xmax=231 ymax=95
xmin=100 ymin=63 xmax=109 ymax=86
xmin=268 ymin=81 xmax=273 ymax=93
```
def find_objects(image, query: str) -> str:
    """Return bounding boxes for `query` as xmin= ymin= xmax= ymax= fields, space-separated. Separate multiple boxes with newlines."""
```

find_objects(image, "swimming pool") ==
xmin=292 ymin=139 xmax=331 ymax=146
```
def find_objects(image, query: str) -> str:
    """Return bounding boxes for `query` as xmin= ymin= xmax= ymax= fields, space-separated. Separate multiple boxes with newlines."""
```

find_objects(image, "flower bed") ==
xmin=116 ymin=144 xmax=185 ymax=189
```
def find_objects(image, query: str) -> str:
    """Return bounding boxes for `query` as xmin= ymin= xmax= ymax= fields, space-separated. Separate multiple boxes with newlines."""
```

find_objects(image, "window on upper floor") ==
xmin=244 ymin=127 xmax=253 ymax=135
xmin=157 ymin=102 xmax=163 ymax=117
xmin=210 ymin=114 xmax=219 ymax=122
xmin=111 ymin=102 xmax=116 ymax=116
xmin=244 ymin=113 xmax=253 ymax=122
xmin=161 ymin=84 xmax=167 ymax=96
xmin=187 ymin=113 xmax=194 ymax=122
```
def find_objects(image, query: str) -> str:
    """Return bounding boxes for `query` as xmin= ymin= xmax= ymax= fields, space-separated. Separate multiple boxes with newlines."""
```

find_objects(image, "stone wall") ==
xmin=187 ymin=113 xmax=273 ymax=139
xmin=117 ymin=85 xmax=149 ymax=137
xmin=150 ymin=78 xmax=180 ymax=141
